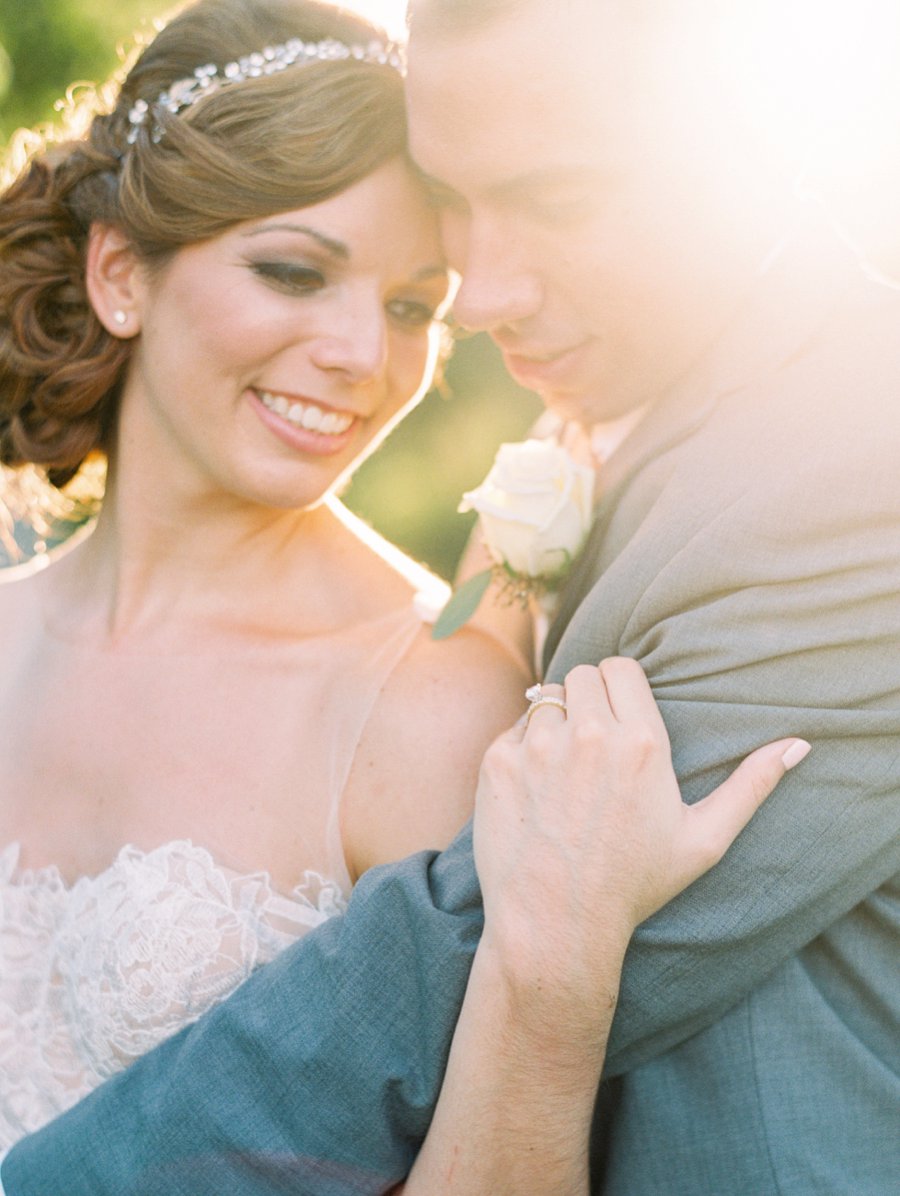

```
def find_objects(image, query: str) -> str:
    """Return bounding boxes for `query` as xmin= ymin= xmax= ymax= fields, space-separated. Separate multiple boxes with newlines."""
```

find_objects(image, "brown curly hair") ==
xmin=0 ymin=0 xmax=407 ymax=487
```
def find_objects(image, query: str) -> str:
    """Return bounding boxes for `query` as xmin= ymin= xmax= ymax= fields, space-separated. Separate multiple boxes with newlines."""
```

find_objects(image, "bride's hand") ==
xmin=473 ymin=658 xmax=810 ymax=979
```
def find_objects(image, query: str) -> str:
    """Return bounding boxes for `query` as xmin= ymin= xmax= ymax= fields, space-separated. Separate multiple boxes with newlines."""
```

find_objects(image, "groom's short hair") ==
xmin=408 ymin=0 xmax=699 ymax=36
xmin=408 ymin=0 xmax=523 ymax=33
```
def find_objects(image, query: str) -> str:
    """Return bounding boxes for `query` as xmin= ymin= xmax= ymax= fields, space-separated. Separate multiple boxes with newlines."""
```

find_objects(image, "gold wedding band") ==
xmin=525 ymin=696 xmax=568 ymax=726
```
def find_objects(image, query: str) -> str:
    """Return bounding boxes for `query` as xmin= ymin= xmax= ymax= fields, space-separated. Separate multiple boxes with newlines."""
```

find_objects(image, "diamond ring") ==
xmin=524 ymin=683 xmax=567 ymax=726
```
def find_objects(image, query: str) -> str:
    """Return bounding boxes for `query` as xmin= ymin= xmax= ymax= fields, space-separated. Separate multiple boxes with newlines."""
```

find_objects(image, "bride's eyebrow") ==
xmin=242 ymin=224 xmax=350 ymax=260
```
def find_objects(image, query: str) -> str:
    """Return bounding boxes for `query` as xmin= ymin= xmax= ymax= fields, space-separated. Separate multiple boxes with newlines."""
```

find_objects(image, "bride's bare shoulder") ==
xmin=0 ymin=520 xmax=92 ymax=619
xmin=0 ymin=555 xmax=50 ymax=599
xmin=342 ymin=614 xmax=532 ymax=879
xmin=0 ymin=555 xmax=56 ymax=660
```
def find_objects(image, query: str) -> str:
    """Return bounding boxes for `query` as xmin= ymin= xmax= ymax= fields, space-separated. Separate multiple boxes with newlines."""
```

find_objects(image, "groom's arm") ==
xmin=605 ymin=682 xmax=900 ymax=1075
xmin=592 ymin=432 xmax=900 ymax=1074
xmin=1 ymin=830 xmax=483 ymax=1195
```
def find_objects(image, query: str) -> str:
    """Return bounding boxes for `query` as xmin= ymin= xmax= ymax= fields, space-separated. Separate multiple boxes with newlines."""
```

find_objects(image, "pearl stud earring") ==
xmin=113 ymin=310 xmax=128 ymax=326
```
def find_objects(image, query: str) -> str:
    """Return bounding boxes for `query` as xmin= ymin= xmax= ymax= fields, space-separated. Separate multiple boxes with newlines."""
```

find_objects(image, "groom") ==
xmin=4 ymin=1 xmax=899 ymax=1192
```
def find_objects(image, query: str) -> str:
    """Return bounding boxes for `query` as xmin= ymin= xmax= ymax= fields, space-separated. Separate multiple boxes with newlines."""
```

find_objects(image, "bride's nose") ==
xmin=308 ymin=293 xmax=388 ymax=383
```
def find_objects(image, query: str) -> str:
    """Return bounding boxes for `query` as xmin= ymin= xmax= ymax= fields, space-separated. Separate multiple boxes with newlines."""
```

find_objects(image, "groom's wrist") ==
xmin=475 ymin=927 xmax=624 ymax=1074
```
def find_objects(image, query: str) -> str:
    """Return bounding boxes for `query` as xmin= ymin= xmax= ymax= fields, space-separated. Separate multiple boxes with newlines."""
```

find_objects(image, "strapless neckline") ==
xmin=0 ymin=838 xmax=345 ymax=913
xmin=0 ymin=838 xmax=346 ymax=1151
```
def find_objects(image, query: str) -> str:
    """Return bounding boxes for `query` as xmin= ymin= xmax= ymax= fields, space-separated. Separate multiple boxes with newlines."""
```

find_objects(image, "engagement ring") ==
xmin=524 ymin=683 xmax=567 ymax=726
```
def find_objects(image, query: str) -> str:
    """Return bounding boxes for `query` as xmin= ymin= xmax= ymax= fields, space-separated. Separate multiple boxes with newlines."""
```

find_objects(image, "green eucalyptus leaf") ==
xmin=431 ymin=568 xmax=493 ymax=640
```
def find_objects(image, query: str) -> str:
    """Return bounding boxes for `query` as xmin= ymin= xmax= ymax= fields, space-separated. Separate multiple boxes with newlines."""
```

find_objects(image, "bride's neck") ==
xmin=51 ymin=461 xmax=343 ymax=641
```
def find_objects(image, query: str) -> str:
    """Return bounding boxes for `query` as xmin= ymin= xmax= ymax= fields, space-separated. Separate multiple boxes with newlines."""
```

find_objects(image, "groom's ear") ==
xmin=85 ymin=224 xmax=145 ymax=338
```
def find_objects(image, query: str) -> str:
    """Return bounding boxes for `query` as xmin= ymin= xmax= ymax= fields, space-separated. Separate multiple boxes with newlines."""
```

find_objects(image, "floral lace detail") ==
xmin=0 ymin=840 xmax=346 ymax=1151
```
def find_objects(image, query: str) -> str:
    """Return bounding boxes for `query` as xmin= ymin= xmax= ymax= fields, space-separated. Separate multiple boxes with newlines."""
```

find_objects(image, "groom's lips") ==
xmin=502 ymin=341 xmax=590 ymax=391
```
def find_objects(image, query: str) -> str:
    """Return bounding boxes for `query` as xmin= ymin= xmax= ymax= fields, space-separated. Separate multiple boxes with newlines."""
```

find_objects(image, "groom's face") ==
xmin=407 ymin=0 xmax=777 ymax=427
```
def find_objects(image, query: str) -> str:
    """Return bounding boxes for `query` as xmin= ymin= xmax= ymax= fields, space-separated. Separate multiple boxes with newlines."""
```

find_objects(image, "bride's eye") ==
xmin=250 ymin=261 xmax=326 ymax=294
xmin=386 ymin=297 xmax=439 ymax=328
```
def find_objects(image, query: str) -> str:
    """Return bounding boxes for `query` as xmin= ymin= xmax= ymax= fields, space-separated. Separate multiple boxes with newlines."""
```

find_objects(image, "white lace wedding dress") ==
xmin=0 ymin=604 xmax=430 ymax=1154
xmin=0 ymin=840 xmax=346 ymax=1150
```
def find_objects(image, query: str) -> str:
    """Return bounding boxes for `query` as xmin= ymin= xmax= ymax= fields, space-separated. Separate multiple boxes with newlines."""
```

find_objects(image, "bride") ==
xmin=0 ymin=0 xmax=807 ymax=1188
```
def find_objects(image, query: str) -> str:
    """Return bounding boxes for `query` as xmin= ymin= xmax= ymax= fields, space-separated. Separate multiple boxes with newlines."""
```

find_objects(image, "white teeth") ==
xmin=258 ymin=391 xmax=353 ymax=435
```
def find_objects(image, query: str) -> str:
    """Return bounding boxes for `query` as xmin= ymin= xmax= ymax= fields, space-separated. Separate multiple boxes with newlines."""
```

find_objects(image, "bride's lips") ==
xmin=247 ymin=388 xmax=360 ymax=457
xmin=503 ymin=341 xmax=591 ymax=390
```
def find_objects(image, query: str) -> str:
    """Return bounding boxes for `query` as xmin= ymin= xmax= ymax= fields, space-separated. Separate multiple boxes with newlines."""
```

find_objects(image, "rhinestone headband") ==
xmin=127 ymin=37 xmax=405 ymax=144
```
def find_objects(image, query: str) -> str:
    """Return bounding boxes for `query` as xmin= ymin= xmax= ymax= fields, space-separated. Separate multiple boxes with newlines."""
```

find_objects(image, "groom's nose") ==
xmin=445 ymin=213 xmax=543 ymax=333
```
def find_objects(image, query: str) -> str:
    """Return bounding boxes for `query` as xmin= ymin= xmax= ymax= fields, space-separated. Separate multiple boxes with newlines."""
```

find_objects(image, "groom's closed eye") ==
xmin=490 ymin=167 xmax=608 ymax=227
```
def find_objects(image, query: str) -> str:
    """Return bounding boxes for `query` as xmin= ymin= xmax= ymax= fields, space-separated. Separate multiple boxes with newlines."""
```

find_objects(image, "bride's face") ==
xmin=119 ymin=157 xmax=449 ymax=509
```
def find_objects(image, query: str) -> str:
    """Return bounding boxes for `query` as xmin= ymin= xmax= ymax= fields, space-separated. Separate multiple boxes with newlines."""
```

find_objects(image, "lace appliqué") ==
xmin=0 ymin=840 xmax=346 ymax=1150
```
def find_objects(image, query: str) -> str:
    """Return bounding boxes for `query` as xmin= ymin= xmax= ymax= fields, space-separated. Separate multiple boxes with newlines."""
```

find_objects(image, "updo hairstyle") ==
xmin=0 ymin=0 xmax=406 ymax=487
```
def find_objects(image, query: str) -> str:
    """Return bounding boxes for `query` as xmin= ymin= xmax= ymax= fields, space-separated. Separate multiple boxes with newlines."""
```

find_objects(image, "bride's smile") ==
xmin=249 ymin=388 xmax=360 ymax=457
xmin=255 ymin=390 xmax=356 ymax=435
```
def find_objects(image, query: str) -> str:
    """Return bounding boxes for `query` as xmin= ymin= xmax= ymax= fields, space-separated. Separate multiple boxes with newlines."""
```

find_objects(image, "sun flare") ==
xmin=711 ymin=0 xmax=900 ymax=264
xmin=719 ymin=2 xmax=898 ymax=154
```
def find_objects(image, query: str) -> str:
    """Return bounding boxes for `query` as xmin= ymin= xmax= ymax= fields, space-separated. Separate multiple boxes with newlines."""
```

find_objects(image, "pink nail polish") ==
xmin=782 ymin=740 xmax=812 ymax=770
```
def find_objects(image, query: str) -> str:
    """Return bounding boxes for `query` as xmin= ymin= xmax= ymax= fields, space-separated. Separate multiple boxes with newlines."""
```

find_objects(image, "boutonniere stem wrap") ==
xmin=433 ymin=439 xmax=595 ymax=640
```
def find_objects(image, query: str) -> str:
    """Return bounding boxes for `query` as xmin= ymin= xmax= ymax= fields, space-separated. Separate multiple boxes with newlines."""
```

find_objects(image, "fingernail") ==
xmin=782 ymin=740 xmax=812 ymax=770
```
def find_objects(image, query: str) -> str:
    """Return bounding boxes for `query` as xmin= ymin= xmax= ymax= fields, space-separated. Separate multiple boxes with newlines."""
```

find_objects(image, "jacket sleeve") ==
xmin=595 ymin=411 xmax=900 ymax=1075
xmin=1 ymin=827 xmax=483 ymax=1195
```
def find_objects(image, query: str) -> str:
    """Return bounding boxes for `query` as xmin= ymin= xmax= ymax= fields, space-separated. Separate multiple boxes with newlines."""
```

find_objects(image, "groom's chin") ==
xmin=535 ymin=388 xmax=636 ymax=430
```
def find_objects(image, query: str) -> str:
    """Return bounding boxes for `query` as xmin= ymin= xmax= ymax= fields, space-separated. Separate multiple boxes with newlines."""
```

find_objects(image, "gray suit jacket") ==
xmin=4 ymin=212 xmax=899 ymax=1195
xmin=546 ymin=215 xmax=900 ymax=1193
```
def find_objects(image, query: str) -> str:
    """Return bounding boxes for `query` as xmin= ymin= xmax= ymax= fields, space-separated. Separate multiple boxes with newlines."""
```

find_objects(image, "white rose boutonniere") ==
xmin=433 ymin=439 xmax=595 ymax=640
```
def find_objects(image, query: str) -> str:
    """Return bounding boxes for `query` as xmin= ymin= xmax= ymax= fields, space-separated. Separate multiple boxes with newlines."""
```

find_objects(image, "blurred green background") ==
xmin=0 ymin=0 xmax=542 ymax=578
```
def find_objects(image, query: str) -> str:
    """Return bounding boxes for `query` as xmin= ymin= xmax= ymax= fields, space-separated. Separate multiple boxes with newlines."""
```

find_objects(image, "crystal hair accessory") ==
xmin=127 ymin=37 xmax=405 ymax=144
